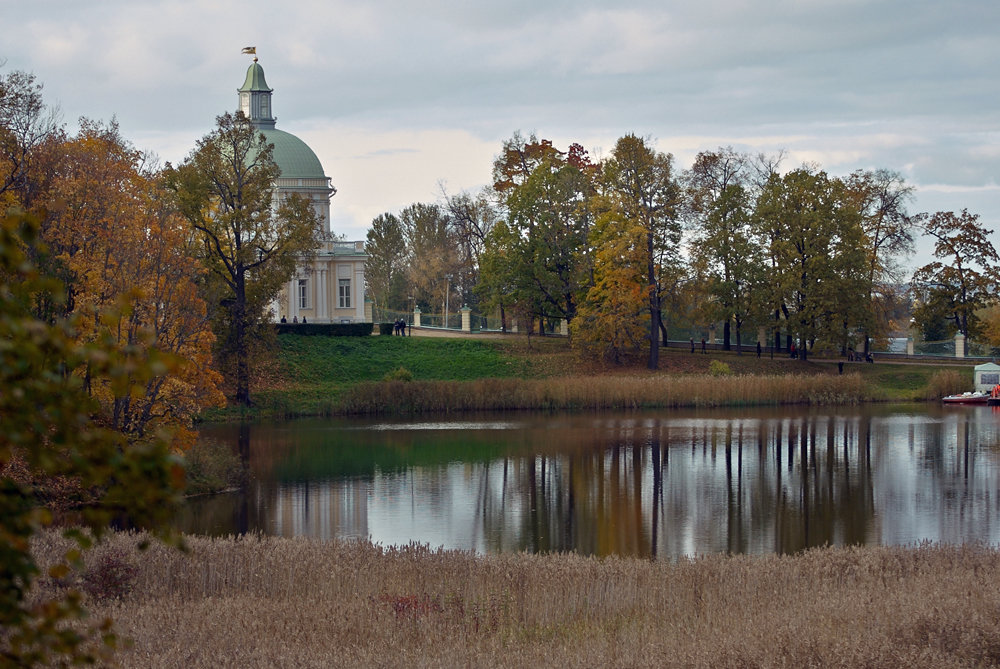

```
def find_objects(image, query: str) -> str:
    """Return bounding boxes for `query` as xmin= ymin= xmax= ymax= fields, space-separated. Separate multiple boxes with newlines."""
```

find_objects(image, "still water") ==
xmin=178 ymin=404 xmax=1000 ymax=559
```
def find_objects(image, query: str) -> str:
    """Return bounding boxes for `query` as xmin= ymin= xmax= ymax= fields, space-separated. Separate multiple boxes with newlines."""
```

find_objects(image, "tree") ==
xmin=475 ymin=219 xmax=519 ymax=331
xmin=595 ymin=135 xmax=681 ymax=369
xmin=1 ymin=210 xmax=181 ymax=665
xmin=40 ymin=119 xmax=223 ymax=445
xmin=843 ymin=169 xmax=915 ymax=350
xmin=755 ymin=168 xmax=867 ymax=360
xmin=684 ymin=148 xmax=769 ymax=352
xmin=399 ymin=203 xmax=459 ymax=318
xmin=443 ymin=186 xmax=499 ymax=309
xmin=168 ymin=112 xmax=320 ymax=406
xmin=911 ymin=209 xmax=999 ymax=339
xmin=484 ymin=135 xmax=598 ymax=334
xmin=0 ymin=70 xmax=61 ymax=209
xmin=571 ymin=208 xmax=649 ymax=362
xmin=365 ymin=212 xmax=408 ymax=311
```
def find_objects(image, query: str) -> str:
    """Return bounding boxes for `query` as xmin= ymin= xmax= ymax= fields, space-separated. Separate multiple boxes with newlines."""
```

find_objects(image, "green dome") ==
xmin=259 ymin=128 xmax=326 ymax=179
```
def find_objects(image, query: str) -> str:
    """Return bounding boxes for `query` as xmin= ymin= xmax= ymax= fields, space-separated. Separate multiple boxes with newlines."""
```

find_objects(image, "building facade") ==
xmin=237 ymin=57 xmax=367 ymax=323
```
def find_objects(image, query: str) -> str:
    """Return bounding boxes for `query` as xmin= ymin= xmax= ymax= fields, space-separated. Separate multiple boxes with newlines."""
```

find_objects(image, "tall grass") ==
xmin=922 ymin=368 xmax=973 ymax=400
xmin=339 ymin=372 xmax=872 ymax=414
xmin=28 ymin=531 xmax=1000 ymax=668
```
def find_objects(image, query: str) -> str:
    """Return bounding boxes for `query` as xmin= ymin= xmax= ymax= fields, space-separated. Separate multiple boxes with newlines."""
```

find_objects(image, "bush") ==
xmin=709 ymin=360 xmax=733 ymax=376
xmin=183 ymin=438 xmax=246 ymax=496
xmin=383 ymin=367 xmax=414 ymax=382
xmin=378 ymin=322 xmax=394 ymax=336
xmin=274 ymin=323 xmax=374 ymax=337
xmin=81 ymin=546 xmax=138 ymax=602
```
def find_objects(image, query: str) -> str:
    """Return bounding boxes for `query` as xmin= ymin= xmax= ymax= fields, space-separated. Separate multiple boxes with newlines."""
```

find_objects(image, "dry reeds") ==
xmin=923 ymin=368 xmax=971 ymax=400
xmin=340 ymin=373 xmax=871 ymax=414
xmin=28 ymin=531 xmax=1000 ymax=668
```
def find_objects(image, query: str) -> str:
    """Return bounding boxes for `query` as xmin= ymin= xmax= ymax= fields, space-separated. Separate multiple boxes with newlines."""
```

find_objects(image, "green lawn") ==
xmin=201 ymin=334 xmax=977 ymax=419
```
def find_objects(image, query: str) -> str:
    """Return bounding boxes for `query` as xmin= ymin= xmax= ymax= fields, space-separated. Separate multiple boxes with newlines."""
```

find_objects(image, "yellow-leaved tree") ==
xmin=39 ymin=120 xmax=223 ymax=447
xmin=571 ymin=209 xmax=649 ymax=362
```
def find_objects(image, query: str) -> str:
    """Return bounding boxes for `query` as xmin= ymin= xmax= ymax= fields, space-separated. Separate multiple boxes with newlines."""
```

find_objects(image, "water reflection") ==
xmin=177 ymin=405 xmax=1000 ymax=559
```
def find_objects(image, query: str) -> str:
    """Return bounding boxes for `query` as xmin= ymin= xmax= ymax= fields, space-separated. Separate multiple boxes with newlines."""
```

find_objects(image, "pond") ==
xmin=177 ymin=404 xmax=1000 ymax=560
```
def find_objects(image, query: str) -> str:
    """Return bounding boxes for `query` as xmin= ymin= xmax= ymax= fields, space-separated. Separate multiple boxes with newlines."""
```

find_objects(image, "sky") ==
xmin=3 ymin=0 xmax=998 ymax=271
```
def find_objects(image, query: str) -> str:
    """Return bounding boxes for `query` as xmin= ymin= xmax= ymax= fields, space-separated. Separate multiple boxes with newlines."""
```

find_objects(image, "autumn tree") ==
xmin=39 ymin=119 xmax=223 ymax=443
xmin=475 ymin=219 xmax=519 ymax=331
xmin=365 ymin=212 xmax=408 ymax=311
xmin=911 ymin=209 xmax=999 ymax=339
xmin=755 ymin=168 xmax=867 ymax=359
xmin=591 ymin=134 xmax=681 ymax=368
xmin=571 ymin=207 xmax=649 ymax=362
xmin=482 ymin=134 xmax=598 ymax=333
xmin=843 ymin=169 xmax=915 ymax=351
xmin=1 ymin=210 xmax=182 ymax=665
xmin=399 ymin=202 xmax=460 ymax=319
xmin=168 ymin=112 xmax=320 ymax=406
xmin=684 ymin=148 xmax=768 ymax=352
xmin=0 ymin=69 xmax=61 ymax=210
xmin=444 ymin=187 xmax=499 ymax=310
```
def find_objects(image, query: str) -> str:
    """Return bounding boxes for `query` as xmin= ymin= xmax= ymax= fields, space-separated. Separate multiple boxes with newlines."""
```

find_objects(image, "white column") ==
xmin=318 ymin=269 xmax=328 ymax=321
xmin=289 ymin=278 xmax=299 ymax=320
xmin=355 ymin=266 xmax=365 ymax=322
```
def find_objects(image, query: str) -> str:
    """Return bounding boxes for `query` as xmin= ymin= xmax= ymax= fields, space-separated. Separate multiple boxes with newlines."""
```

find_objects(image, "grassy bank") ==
xmin=203 ymin=334 xmax=974 ymax=419
xmin=30 ymin=531 xmax=1000 ymax=668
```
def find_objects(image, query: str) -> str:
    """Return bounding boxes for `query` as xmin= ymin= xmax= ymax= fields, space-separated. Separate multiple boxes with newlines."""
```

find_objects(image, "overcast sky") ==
xmin=4 ymin=0 xmax=998 ymax=270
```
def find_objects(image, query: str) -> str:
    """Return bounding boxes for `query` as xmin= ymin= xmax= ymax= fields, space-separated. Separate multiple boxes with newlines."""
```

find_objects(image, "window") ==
xmin=240 ymin=93 xmax=250 ymax=117
xmin=338 ymin=279 xmax=351 ymax=309
xmin=298 ymin=279 xmax=308 ymax=309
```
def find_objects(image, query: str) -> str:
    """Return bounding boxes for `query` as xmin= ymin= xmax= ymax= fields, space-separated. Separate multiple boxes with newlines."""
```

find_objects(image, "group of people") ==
xmin=279 ymin=315 xmax=306 ymax=324
xmin=393 ymin=319 xmax=408 ymax=336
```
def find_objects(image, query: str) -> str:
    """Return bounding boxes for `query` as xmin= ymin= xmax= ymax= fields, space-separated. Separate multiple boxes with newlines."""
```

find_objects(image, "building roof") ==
xmin=239 ymin=62 xmax=272 ymax=93
xmin=260 ymin=127 xmax=326 ymax=179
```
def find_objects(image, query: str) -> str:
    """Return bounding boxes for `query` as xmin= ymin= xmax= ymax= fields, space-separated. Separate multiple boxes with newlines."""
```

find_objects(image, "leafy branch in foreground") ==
xmin=0 ymin=210 xmax=181 ymax=666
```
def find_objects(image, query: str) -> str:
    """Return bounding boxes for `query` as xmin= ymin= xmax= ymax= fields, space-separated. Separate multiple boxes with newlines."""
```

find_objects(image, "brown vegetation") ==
xmin=340 ymin=372 xmax=871 ymax=414
xmin=28 ymin=531 xmax=1000 ymax=668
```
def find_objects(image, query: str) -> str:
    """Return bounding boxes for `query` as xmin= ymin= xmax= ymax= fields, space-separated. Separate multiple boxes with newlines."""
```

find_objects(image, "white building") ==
xmin=237 ymin=56 xmax=367 ymax=323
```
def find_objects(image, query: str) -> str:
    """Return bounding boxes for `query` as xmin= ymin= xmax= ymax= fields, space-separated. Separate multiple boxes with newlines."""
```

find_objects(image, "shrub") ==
xmin=709 ymin=359 xmax=732 ymax=376
xmin=383 ymin=367 xmax=414 ymax=382
xmin=80 ymin=546 xmax=138 ymax=602
xmin=274 ymin=323 xmax=374 ymax=336
xmin=378 ymin=322 xmax=394 ymax=336
xmin=183 ymin=438 xmax=245 ymax=496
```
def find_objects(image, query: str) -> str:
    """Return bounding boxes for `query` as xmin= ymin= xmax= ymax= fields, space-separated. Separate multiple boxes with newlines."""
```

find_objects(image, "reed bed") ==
xmin=28 ymin=531 xmax=1000 ymax=668
xmin=339 ymin=372 xmax=872 ymax=414
xmin=922 ymin=368 xmax=972 ymax=401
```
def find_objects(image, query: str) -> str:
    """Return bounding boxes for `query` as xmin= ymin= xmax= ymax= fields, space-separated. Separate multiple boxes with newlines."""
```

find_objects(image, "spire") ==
xmin=237 ymin=56 xmax=276 ymax=130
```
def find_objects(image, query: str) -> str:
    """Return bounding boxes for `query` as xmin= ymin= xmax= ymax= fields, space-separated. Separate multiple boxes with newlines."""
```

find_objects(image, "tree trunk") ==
xmin=723 ymin=319 xmax=731 ymax=351
xmin=647 ymin=233 xmax=659 ymax=370
xmin=234 ymin=271 xmax=251 ymax=406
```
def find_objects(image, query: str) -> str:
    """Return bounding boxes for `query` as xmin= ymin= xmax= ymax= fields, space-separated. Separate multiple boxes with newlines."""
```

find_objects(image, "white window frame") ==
xmin=338 ymin=278 xmax=351 ymax=309
xmin=298 ymin=278 xmax=308 ymax=309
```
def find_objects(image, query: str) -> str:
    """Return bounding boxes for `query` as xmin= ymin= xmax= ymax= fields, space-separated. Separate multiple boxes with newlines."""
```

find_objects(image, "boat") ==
xmin=942 ymin=391 xmax=990 ymax=405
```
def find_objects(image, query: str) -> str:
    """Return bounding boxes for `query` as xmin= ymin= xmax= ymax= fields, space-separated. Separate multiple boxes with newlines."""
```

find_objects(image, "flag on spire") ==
xmin=241 ymin=46 xmax=256 ymax=55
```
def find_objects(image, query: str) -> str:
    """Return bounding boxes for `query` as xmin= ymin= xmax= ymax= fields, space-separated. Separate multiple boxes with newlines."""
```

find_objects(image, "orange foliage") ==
xmin=38 ymin=120 xmax=224 ymax=448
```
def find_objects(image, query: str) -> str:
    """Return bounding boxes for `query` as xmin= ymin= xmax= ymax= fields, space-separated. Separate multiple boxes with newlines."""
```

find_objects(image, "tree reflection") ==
xmin=182 ymin=407 xmax=1000 ymax=559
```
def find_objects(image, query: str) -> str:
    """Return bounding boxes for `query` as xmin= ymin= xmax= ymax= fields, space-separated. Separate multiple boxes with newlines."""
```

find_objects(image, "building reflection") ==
xmin=179 ymin=406 xmax=1000 ymax=559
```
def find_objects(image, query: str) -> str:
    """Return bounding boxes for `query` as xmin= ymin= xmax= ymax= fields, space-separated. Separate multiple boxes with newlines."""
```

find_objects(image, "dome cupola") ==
xmin=238 ymin=59 xmax=275 ymax=130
